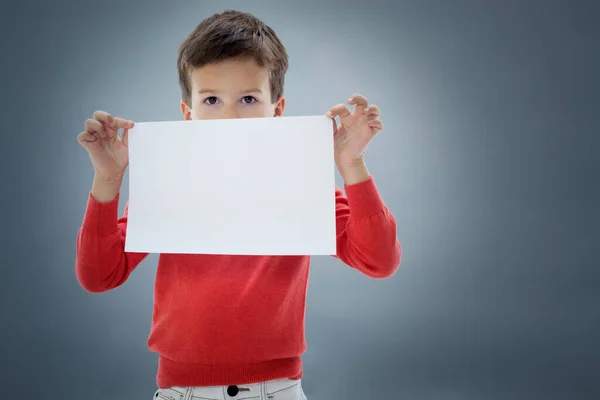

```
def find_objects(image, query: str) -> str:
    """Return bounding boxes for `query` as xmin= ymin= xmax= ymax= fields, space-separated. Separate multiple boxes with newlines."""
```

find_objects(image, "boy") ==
xmin=76 ymin=9 xmax=401 ymax=400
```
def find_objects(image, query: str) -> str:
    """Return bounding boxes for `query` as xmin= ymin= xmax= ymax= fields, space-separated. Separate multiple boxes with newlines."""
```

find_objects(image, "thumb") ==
xmin=331 ymin=118 xmax=338 ymax=136
xmin=122 ymin=127 xmax=129 ymax=147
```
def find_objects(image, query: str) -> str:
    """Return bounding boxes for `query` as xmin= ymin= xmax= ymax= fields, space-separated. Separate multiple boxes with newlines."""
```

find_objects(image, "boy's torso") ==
xmin=147 ymin=253 xmax=311 ymax=366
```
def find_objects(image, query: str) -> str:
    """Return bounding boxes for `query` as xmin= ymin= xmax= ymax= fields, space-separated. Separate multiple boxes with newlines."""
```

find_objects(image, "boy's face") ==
xmin=180 ymin=58 xmax=285 ymax=120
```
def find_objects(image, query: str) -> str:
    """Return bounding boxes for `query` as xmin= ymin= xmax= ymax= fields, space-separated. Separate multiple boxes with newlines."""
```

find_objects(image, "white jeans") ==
xmin=154 ymin=378 xmax=308 ymax=400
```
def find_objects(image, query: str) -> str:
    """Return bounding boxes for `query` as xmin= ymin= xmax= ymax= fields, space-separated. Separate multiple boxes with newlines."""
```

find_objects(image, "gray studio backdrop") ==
xmin=2 ymin=0 xmax=599 ymax=399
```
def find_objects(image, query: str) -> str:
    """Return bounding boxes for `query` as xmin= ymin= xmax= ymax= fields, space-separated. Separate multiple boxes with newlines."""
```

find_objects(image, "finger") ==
xmin=325 ymin=104 xmax=352 ymax=119
xmin=84 ymin=118 xmax=106 ymax=138
xmin=366 ymin=112 xmax=379 ymax=122
xmin=368 ymin=119 xmax=383 ymax=134
xmin=365 ymin=104 xmax=381 ymax=122
xmin=93 ymin=110 xmax=117 ymax=139
xmin=112 ymin=117 xmax=135 ymax=140
xmin=348 ymin=94 xmax=368 ymax=113
xmin=93 ymin=110 xmax=116 ymax=129
xmin=92 ymin=111 xmax=130 ymax=139
xmin=364 ymin=104 xmax=380 ymax=117
xmin=104 ymin=116 xmax=134 ymax=140
xmin=113 ymin=117 xmax=135 ymax=130
xmin=77 ymin=130 xmax=98 ymax=144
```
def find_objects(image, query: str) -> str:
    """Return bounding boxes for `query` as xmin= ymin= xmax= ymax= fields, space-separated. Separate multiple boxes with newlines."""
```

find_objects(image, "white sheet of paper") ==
xmin=124 ymin=115 xmax=336 ymax=255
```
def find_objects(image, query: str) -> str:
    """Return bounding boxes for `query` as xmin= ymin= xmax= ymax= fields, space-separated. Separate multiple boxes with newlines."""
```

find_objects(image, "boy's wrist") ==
xmin=337 ymin=159 xmax=370 ymax=186
xmin=91 ymin=173 xmax=123 ymax=203
xmin=93 ymin=169 xmax=125 ymax=183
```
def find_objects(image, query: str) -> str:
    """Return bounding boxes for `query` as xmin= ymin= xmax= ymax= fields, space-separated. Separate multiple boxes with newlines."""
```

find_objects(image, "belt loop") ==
xmin=183 ymin=387 xmax=192 ymax=400
xmin=260 ymin=381 xmax=266 ymax=400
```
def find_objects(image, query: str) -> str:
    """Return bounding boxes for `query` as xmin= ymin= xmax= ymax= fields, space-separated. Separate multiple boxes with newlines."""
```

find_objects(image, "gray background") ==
xmin=1 ymin=0 xmax=599 ymax=398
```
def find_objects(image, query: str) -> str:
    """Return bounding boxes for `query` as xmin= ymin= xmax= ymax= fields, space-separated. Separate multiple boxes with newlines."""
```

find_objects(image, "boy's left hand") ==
xmin=325 ymin=94 xmax=382 ymax=168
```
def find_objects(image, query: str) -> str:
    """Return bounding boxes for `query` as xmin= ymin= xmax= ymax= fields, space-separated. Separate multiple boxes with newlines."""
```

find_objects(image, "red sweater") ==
xmin=75 ymin=175 xmax=401 ymax=388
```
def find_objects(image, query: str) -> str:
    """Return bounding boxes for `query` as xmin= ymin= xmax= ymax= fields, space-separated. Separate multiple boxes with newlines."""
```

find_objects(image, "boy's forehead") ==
xmin=190 ymin=58 xmax=269 ymax=89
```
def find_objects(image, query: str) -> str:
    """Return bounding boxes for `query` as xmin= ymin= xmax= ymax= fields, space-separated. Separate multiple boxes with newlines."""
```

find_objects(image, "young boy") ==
xmin=76 ymin=9 xmax=401 ymax=400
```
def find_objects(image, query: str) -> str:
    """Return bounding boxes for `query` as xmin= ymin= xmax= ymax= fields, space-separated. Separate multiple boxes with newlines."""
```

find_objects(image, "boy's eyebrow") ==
xmin=196 ymin=89 xmax=263 ymax=94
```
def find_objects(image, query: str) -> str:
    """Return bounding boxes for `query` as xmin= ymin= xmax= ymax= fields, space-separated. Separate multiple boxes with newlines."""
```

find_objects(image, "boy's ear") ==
xmin=273 ymin=96 xmax=285 ymax=117
xmin=180 ymin=100 xmax=192 ymax=120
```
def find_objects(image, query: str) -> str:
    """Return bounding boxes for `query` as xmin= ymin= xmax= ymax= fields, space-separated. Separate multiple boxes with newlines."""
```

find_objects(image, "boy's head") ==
xmin=177 ymin=10 xmax=288 ymax=121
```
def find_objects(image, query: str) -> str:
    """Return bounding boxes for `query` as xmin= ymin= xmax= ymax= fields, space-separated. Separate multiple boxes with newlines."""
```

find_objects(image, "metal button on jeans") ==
xmin=227 ymin=385 xmax=239 ymax=396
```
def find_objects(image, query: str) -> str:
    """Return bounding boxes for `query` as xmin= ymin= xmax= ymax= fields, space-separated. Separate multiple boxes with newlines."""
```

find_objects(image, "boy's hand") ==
xmin=77 ymin=111 xmax=135 ymax=182
xmin=325 ymin=94 xmax=382 ymax=169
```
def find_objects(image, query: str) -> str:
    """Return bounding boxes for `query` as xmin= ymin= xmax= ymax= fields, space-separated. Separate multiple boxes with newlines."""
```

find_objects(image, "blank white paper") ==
xmin=124 ymin=115 xmax=336 ymax=255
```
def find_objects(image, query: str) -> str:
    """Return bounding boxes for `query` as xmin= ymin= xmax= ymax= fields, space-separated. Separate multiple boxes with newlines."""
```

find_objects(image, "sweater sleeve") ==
xmin=75 ymin=193 xmax=149 ymax=293
xmin=333 ymin=175 xmax=402 ymax=278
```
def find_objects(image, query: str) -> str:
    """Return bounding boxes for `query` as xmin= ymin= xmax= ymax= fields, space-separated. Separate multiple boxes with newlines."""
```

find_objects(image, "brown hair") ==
xmin=177 ymin=10 xmax=289 ymax=106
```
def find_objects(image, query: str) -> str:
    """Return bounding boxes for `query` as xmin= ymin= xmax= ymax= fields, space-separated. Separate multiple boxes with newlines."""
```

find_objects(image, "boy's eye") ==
xmin=241 ymin=96 xmax=257 ymax=104
xmin=204 ymin=96 xmax=219 ymax=105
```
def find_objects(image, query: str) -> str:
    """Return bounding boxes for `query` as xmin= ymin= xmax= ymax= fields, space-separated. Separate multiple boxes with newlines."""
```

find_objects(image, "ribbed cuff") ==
xmin=156 ymin=355 xmax=302 ymax=387
xmin=82 ymin=192 xmax=121 ymax=237
xmin=344 ymin=175 xmax=386 ymax=219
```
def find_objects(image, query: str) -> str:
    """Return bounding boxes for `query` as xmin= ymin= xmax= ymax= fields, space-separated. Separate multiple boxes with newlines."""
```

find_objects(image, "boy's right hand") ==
xmin=78 ymin=111 xmax=135 ymax=202
xmin=78 ymin=111 xmax=135 ymax=181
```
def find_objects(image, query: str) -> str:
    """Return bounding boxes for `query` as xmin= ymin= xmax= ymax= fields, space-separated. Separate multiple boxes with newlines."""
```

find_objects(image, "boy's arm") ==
xmin=75 ymin=191 xmax=148 ymax=293
xmin=324 ymin=94 xmax=401 ymax=278
xmin=333 ymin=172 xmax=402 ymax=279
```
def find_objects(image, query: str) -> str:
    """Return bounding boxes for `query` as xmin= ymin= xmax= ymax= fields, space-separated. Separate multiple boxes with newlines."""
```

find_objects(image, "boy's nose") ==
xmin=222 ymin=107 xmax=238 ymax=119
